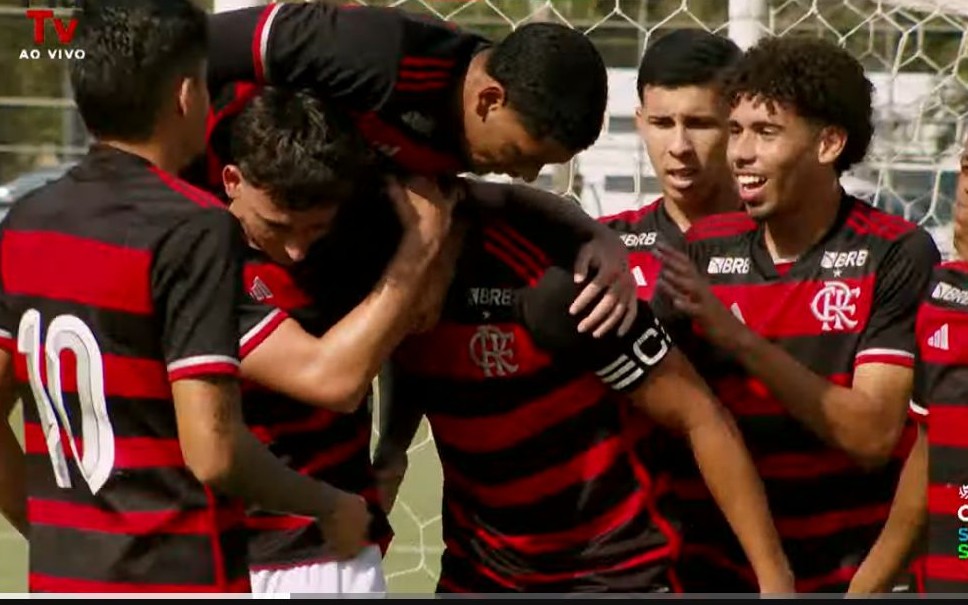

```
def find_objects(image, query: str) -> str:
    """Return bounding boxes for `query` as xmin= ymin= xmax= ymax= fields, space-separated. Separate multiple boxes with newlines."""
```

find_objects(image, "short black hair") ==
xmin=724 ymin=36 xmax=874 ymax=174
xmin=487 ymin=23 xmax=607 ymax=153
xmin=637 ymin=29 xmax=742 ymax=98
xmin=230 ymin=87 xmax=377 ymax=211
xmin=69 ymin=0 xmax=208 ymax=142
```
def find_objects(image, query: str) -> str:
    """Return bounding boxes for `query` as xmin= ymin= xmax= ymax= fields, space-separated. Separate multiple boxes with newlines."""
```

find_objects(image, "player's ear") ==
xmin=222 ymin=165 xmax=244 ymax=200
xmin=476 ymin=84 xmax=506 ymax=120
xmin=817 ymin=125 xmax=847 ymax=168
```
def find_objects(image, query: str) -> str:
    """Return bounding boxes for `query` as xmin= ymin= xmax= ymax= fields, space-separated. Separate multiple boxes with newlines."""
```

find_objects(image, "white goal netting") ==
xmin=355 ymin=0 xmax=968 ymax=593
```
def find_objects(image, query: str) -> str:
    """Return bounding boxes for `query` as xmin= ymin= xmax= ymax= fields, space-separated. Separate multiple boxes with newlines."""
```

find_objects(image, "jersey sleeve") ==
xmin=854 ymin=229 xmax=941 ymax=368
xmin=208 ymin=3 xmax=401 ymax=109
xmin=151 ymin=209 xmax=246 ymax=382
xmin=237 ymin=261 xmax=290 ymax=360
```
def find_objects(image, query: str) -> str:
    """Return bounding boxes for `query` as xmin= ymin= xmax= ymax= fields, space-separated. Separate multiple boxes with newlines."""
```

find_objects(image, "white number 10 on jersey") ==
xmin=17 ymin=309 xmax=115 ymax=495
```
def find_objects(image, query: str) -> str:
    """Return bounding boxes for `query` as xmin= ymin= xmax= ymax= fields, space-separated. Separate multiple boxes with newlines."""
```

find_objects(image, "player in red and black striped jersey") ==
xmin=202 ymin=1 xmax=606 ymax=183
xmin=207 ymin=86 xmax=463 ymax=593
xmin=655 ymin=36 xmax=941 ymax=593
xmin=192 ymin=2 xmax=639 ymax=348
xmin=373 ymin=192 xmax=795 ymax=594
xmin=909 ymin=259 xmax=968 ymax=592
xmin=0 ymin=2 xmax=367 ymax=593
xmin=600 ymin=30 xmax=742 ymax=304
xmin=861 ymin=141 xmax=968 ymax=594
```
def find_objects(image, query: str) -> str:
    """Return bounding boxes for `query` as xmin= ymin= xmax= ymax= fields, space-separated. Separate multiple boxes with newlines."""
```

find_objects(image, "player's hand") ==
xmin=655 ymin=242 xmax=746 ymax=349
xmin=386 ymin=175 xmax=457 ymax=247
xmin=320 ymin=490 xmax=372 ymax=560
xmin=569 ymin=229 xmax=637 ymax=338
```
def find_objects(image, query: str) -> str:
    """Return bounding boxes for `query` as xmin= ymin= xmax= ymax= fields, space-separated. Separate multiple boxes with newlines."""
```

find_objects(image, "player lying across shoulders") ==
xmin=196 ymin=1 xmax=637 ymax=336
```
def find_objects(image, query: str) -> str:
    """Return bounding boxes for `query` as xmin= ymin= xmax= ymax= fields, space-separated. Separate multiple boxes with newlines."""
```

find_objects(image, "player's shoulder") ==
xmin=598 ymin=200 xmax=662 ymax=229
xmin=842 ymin=195 xmax=920 ymax=242
xmin=685 ymin=210 xmax=757 ymax=244
xmin=923 ymin=260 xmax=968 ymax=312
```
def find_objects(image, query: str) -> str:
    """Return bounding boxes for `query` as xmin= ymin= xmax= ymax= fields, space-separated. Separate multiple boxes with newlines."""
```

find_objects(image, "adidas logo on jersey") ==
xmin=249 ymin=276 xmax=273 ymax=302
xmin=620 ymin=232 xmax=657 ymax=248
xmin=927 ymin=323 xmax=950 ymax=351
xmin=707 ymin=256 xmax=750 ymax=275
xmin=932 ymin=282 xmax=968 ymax=306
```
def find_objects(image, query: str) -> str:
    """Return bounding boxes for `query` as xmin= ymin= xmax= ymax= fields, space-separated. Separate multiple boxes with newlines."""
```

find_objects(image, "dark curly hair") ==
xmin=724 ymin=36 xmax=874 ymax=174
xmin=230 ymin=87 xmax=378 ymax=211
xmin=487 ymin=23 xmax=608 ymax=153
xmin=69 ymin=0 xmax=208 ymax=141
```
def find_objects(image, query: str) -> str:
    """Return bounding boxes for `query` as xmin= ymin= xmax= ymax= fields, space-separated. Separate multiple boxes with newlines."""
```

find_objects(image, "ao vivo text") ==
xmin=19 ymin=0 xmax=84 ymax=60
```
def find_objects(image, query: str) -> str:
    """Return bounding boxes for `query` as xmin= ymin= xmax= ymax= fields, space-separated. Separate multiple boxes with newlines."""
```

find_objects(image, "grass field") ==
xmin=0 ymin=402 xmax=446 ymax=594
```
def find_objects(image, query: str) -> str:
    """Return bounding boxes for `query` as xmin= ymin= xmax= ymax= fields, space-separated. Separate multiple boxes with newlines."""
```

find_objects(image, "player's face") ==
xmin=464 ymin=98 xmax=573 ymax=182
xmin=637 ymin=84 xmax=731 ymax=208
xmin=954 ymin=142 xmax=968 ymax=259
xmin=727 ymin=96 xmax=825 ymax=221
xmin=223 ymin=166 xmax=338 ymax=266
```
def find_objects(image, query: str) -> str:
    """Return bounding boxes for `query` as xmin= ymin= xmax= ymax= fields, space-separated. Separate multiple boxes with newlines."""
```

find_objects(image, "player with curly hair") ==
xmin=654 ymin=35 xmax=940 ymax=593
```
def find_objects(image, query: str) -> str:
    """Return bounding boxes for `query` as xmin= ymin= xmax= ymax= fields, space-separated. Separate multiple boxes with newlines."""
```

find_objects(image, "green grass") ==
xmin=0 ymin=402 xmax=445 ymax=594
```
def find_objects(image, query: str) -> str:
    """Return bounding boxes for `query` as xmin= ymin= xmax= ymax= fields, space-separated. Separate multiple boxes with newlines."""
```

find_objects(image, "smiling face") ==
xmin=727 ymin=95 xmax=845 ymax=221
xmin=637 ymin=84 xmax=731 ymax=209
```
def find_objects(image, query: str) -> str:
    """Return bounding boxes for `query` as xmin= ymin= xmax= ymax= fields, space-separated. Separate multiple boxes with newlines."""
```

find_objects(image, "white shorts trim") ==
xmin=249 ymin=545 xmax=386 ymax=595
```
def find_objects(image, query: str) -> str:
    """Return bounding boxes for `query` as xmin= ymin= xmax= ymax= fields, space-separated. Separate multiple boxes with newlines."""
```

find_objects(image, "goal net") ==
xmin=360 ymin=0 xmax=968 ymax=593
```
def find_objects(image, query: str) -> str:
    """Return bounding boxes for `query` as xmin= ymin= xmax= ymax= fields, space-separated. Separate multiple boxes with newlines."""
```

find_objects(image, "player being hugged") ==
xmin=654 ymin=36 xmax=941 ymax=593
xmin=374 ymin=191 xmax=794 ymax=594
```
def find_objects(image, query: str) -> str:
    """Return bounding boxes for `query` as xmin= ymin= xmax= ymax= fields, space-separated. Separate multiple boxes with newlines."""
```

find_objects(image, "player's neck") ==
xmin=663 ymin=179 xmax=739 ymax=232
xmin=763 ymin=180 xmax=842 ymax=262
xmin=99 ymin=139 xmax=185 ymax=175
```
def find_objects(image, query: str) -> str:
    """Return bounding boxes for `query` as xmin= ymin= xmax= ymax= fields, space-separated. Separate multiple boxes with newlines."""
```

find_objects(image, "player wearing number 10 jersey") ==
xmin=0 ymin=2 xmax=364 ymax=592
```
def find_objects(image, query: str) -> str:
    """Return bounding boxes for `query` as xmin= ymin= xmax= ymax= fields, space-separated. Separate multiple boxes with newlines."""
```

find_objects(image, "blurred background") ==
xmin=0 ymin=0 xmax=966 ymax=594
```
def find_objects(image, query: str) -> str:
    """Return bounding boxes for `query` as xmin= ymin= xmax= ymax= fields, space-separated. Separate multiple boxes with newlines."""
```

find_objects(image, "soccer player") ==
xmin=0 ymin=1 xmax=368 ymax=593
xmin=851 ymin=133 xmax=968 ymax=594
xmin=654 ymin=36 xmax=942 ymax=592
xmin=601 ymin=29 xmax=742 ymax=302
xmin=205 ymin=1 xmax=606 ymax=182
xmin=215 ymin=86 xmax=460 ymax=594
xmin=197 ymin=2 xmax=636 ymax=341
xmin=372 ymin=188 xmax=795 ymax=594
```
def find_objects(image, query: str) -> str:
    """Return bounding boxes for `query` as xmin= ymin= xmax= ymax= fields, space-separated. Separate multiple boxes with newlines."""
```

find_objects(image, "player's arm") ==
xmin=466 ymin=179 xmax=638 ymax=338
xmin=371 ymin=361 xmax=426 ymax=514
xmin=0 ymin=347 xmax=26 ymax=538
xmin=155 ymin=209 xmax=369 ymax=558
xmin=241 ymin=178 xmax=456 ymax=412
xmin=515 ymin=266 xmax=794 ymax=594
xmin=848 ymin=421 xmax=927 ymax=594
xmin=656 ymin=232 xmax=941 ymax=468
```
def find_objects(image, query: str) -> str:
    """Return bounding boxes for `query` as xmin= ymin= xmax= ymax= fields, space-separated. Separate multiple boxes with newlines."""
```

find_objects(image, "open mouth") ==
xmin=666 ymin=168 xmax=698 ymax=189
xmin=736 ymin=174 xmax=767 ymax=200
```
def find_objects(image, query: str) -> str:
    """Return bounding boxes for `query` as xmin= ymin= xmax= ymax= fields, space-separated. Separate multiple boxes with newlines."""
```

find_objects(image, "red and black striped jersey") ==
xmin=389 ymin=204 xmax=682 ymax=593
xmin=236 ymin=249 xmax=393 ymax=571
xmin=598 ymin=198 xmax=685 ymax=304
xmin=189 ymin=2 xmax=490 ymax=190
xmin=673 ymin=194 xmax=940 ymax=592
xmin=909 ymin=260 xmax=968 ymax=593
xmin=0 ymin=145 xmax=250 ymax=593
